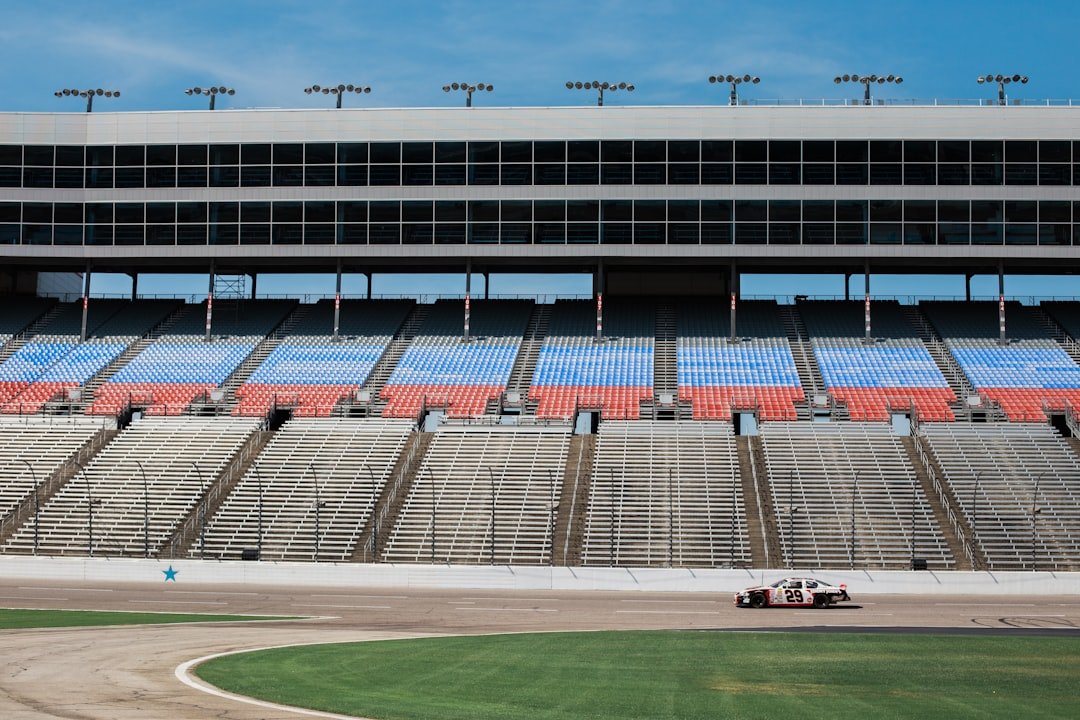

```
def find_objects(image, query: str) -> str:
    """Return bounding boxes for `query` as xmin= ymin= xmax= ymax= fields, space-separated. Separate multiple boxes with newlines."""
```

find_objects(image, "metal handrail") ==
xmin=913 ymin=431 xmax=976 ymax=569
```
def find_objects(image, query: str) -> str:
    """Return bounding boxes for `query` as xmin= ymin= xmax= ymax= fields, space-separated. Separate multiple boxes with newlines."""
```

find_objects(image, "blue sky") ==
xmin=4 ymin=0 xmax=1078 ymax=300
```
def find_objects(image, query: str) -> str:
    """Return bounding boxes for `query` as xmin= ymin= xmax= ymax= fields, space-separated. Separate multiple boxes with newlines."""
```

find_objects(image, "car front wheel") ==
xmin=749 ymin=593 xmax=767 ymax=609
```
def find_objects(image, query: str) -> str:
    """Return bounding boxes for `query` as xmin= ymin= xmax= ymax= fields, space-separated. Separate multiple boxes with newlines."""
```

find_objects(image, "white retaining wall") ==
xmin=1 ymin=556 xmax=1079 ymax=595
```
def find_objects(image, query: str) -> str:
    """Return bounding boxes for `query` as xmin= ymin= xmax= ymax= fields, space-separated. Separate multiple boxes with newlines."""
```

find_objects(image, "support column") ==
xmin=365 ymin=272 xmax=372 ymax=300
xmin=729 ymin=263 xmax=738 ymax=341
xmin=483 ymin=272 xmax=490 ymax=300
xmin=595 ymin=260 xmax=605 ymax=341
xmin=965 ymin=273 xmax=972 ymax=302
xmin=863 ymin=261 xmax=871 ymax=343
xmin=205 ymin=263 xmax=215 ymax=343
xmin=844 ymin=273 xmax=851 ymax=302
xmin=998 ymin=262 xmax=1007 ymax=345
xmin=332 ymin=260 xmax=343 ymax=341
xmin=464 ymin=260 xmax=472 ymax=342
xmin=80 ymin=265 xmax=91 ymax=342
xmin=250 ymin=273 xmax=257 ymax=300
xmin=129 ymin=273 xmax=138 ymax=301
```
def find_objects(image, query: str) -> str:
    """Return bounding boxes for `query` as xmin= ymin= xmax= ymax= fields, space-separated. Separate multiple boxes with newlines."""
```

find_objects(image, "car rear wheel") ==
xmin=749 ymin=593 xmax=766 ymax=609
xmin=812 ymin=594 xmax=829 ymax=609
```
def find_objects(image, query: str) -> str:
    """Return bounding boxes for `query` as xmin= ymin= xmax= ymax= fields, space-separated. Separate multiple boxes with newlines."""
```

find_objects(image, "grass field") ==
xmin=0 ymin=608 xmax=295 ymax=629
xmin=195 ymin=630 xmax=1080 ymax=720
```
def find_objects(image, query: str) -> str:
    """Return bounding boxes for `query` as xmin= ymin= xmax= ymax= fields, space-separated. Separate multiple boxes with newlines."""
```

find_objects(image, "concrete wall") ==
xmin=1 ymin=556 xmax=1077 ymax=595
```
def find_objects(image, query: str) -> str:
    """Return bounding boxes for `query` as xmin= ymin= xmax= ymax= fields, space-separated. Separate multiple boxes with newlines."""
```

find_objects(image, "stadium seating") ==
xmin=922 ymin=301 xmax=1080 ymax=422
xmin=381 ymin=424 xmax=570 ymax=564
xmin=197 ymin=418 xmax=414 ymax=561
xmin=800 ymin=301 xmax=955 ymax=422
xmin=89 ymin=300 xmax=295 ymax=416
xmin=531 ymin=299 xmax=653 ymax=420
xmin=2 ymin=416 xmax=260 ymax=556
xmin=760 ymin=422 xmax=954 ymax=570
xmin=919 ymin=423 xmax=1080 ymax=571
xmin=234 ymin=299 xmax=413 ymax=417
xmin=0 ymin=296 xmax=55 ymax=346
xmin=380 ymin=300 xmax=531 ymax=418
xmin=677 ymin=300 xmax=803 ymax=420
xmin=581 ymin=421 xmax=750 ymax=567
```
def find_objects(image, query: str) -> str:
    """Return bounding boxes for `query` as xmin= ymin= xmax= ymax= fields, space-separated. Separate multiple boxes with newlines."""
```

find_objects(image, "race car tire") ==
xmin=812 ymin=594 xmax=829 ymax=609
xmin=749 ymin=593 xmax=767 ymax=609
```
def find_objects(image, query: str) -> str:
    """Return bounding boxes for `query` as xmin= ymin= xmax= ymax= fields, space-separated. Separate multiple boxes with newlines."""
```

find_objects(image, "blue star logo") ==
xmin=162 ymin=565 xmax=178 ymax=582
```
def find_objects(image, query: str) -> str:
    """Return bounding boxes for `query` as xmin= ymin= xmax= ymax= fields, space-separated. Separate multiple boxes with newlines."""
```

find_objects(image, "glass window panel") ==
xmin=971 ymin=224 xmax=1003 ymax=245
xmin=938 ymin=141 xmax=969 ymax=162
xmin=601 ymin=199 xmax=632 ymax=221
xmin=802 ymin=141 xmax=834 ymax=162
xmin=434 ymin=200 xmax=465 ymax=222
xmin=210 ymin=224 xmax=238 ymax=246
xmin=500 ymin=164 xmax=530 ymax=185
xmin=0 ymin=145 xmax=21 ymax=164
xmin=501 ymin=200 xmax=532 ymax=222
xmin=434 ymin=164 xmax=465 ymax=185
xmin=567 ymin=140 xmax=599 ymax=162
xmin=836 ymin=164 xmax=868 ymax=184
xmin=535 ymin=223 xmax=566 ymax=244
xmin=769 ymin=223 xmax=800 ymax=244
xmin=734 ymin=163 xmax=767 ymax=184
xmin=209 ymin=166 xmax=238 ymax=187
xmin=145 ymin=225 xmax=176 ymax=246
xmin=566 ymin=200 xmax=598 ymax=222
xmin=534 ymin=200 xmax=565 ymax=221
xmin=54 ymin=168 xmax=83 ymax=188
xmin=668 ymin=141 xmax=699 ymax=162
xmin=304 ymin=166 xmax=334 ymax=186
xmin=836 ymin=141 xmax=868 ymax=162
xmin=836 ymin=223 xmax=867 ymax=245
xmin=602 ymin=140 xmax=632 ymax=162
xmin=734 ymin=200 xmax=766 ymax=222
xmin=802 ymin=224 xmax=835 ymax=244
xmin=177 ymin=202 xmax=207 ymax=223
xmin=178 ymin=167 xmax=207 ymax=187
xmin=938 ymin=164 xmax=970 ymax=185
xmin=305 ymin=143 xmax=335 ymax=164
xmin=401 ymin=201 xmax=433 ymax=222
xmin=145 ymin=145 xmax=175 ymax=166
xmin=903 ymin=164 xmax=935 ymax=185
xmin=21 ymin=224 xmax=52 ymax=245
xmin=305 ymin=200 xmax=336 ymax=223
xmin=534 ymin=141 xmax=565 ymax=162
xmin=769 ymin=141 xmax=800 ymax=162
xmin=566 ymin=163 xmax=599 ymax=184
xmin=24 ymin=146 xmax=54 ymax=165
xmin=177 ymin=225 xmax=207 ymax=245
xmin=402 ymin=165 xmax=434 ymax=185
xmin=114 ymin=226 xmax=144 ymax=246
xmin=303 ymin=225 xmax=334 ymax=244
xmin=634 ymin=140 xmax=665 ymax=162
xmin=601 ymin=164 xmax=632 ymax=184
xmin=836 ymin=200 xmax=868 ymax=222
xmin=634 ymin=223 xmax=665 ymax=244
xmin=803 ymin=164 xmax=835 ymax=184
xmin=870 ymin=223 xmax=902 ymax=244
xmin=241 ymin=144 xmax=273 ymax=165
xmin=23 ymin=168 xmax=54 ymax=187
xmin=734 ymin=223 xmax=767 ymax=244
xmin=634 ymin=200 xmax=665 ymax=222
xmin=904 ymin=140 xmax=935 ymax=162
xmin=972 ymin=140 xmax=1003 ymax=162
xmin=768 ymin=164 xmax=800 ymax=184
xmin=369 ymin=201 xmax=400 ymax=223
xmin=1040 ymin=201 xmax=1070 ymax=222
xmin=338 ymin=165 xmax=368 ymax=186
xmin=402 ymin=142 xmax=433 ymax=163
xmin=970 ymin=200 xmax=1003 ymax=223
xmin=1004 ymin=140 xmax=1037 ymax=163
xmin=1004 ymin=164 xmax=1037 ymax=185
xmin=147 ymin=167 xmax=177 ymax=187
xmin=534 ymin=164 xmax=566 ymax=184
xmin=567 ymin=224 xmax=598 ymax=244
xmin=701 ymin=140 xmax=733 ymax=162
xmin=971 ymin=164 xmax=1003 ymax=185
xmin=22 ymin=203 xmax=50 ymax=224
xmin=1039 ymin=224 xmax=1071 ymax=245
xmin=401 ymin=224 xmax=433 ymax=244
xmin=272 ymin=166 xmax=303 ymax=186
xmin=1004 ymin=200 xmax=1036 ymax=223
xmin=667 ymin=224 xmax=700 ymax=244
xmin=54 ymin=146 xmax=82 ymax=166
xmin=341 ymin=224 xmax=368 ymax=245
xmin=370 ymin=142 xmax=401 ymax=163
xmin=1004 ymin=224 xmax=1037 ymax=245
xmin=668 ymin=164 xmax=700 ymax=184
xmin=904 ymin=223 xmax=935 ymax=245
xmin=870 ymin=200 xmax=902 ymax=221
xmin=369 ymin=165 xmax=401 ymax=185
xmin=177 ymin=144 xmax=207 ymax=165
xmin=803 ymin=200 xmax=834 ymax=222
xmin=500 ymin=224 xmax=531 ymax=244
xmin=0 ymin=203 xmax=18 ymax=223
xmin=468 ymin=141 xmax=499 ymax=163
xmin=701 ymin=200 xmax=733 ymax=222
xmin=701 ymin=163 xmax=733 ymax=184
xmin=84 ymin=167 xmax=113 ymax=188
xmin=146 ymin=202 xmax=175 ymax=224
xmin=500 ymin=141 xmax=531 ymax=163
xmin=1039 ymin=140 xmax=1070 ymax=162
xmin=272 ymin=224 xmax=303 ymax=245
xmin=114 ymin=203 xmax=144 ymax=224
xmin=239 ymin=223 xmax=270 ymax=244
xmin=240 ymin=203 xmax=272 ymax=223
xmin=870 ymin=140 xmax=902 ymax=162
xmin=240 ymin=166 xmax=271 ymax=186
xmin=115 ymin=146 xmax=144 ymax=166
xmin=734 ymin=140 xmax=766 ymax=162
xmin=938 ymin=200 xmax=970 ymax=222
xmin=339 ymin=201 xmax=368 ymax=223
xmin=434 ymin=224 xmax=464 ymax=244
xmin=701 ymin=223 xmax=732 ymax=244
xmin=337 ymin=142 xmax=367 ymax=164
xmin=52 ymin=203 xmax=80 ymax=224
xmin=632 ymin=164 xmax=664 ymax=184
xmin=467 ymin=164 xmax=498 ymax=185
xmin=209 ymin=144 xmax=239 ymax=165
xmin=1039 ymin=165 xmax=1070 ymax=185
xmin=769 ymin=200 xmax=799 ymax=222
xmin=368 ymin=224 xmax=400 ymax=244
xmin=869 ymin=164 xmax=902 ymax=184
xmin=668 ymin=200 xmax=699 ymax=221
xmin=210 ymin=202 xmax=239 ymax=223
xmin=938 ymin=223 xmax=970 ymax=244
xmin=434 ymin=141 xmax=465 ymax=163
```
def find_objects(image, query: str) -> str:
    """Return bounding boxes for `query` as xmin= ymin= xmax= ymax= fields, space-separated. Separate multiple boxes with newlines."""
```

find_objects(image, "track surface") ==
xmin=1 ymin=578 xmax=1078 ymax=719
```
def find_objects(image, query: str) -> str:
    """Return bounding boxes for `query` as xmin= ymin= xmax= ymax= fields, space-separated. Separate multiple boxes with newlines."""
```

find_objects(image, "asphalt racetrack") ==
xmin=0 ymin=578 xmax=1077 ymax=719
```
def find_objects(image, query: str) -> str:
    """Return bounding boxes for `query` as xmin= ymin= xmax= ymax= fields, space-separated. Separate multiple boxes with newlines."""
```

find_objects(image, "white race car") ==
xmin=734 ymin=577 xmax=850 ymax=609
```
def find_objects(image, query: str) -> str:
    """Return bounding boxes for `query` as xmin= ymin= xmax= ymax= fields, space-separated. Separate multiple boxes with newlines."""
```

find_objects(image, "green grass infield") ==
xmin=0 ymin=608 xmax=297 ymax=629
xmin=195 ymin=629 xmax=1080 ymax=720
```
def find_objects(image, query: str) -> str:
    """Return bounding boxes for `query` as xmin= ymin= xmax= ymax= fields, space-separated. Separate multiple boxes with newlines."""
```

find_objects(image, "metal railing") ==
xmin=358 ymin=427 xmax=425 ymax=561
xmin=912 ymin=431 xmax=976 ymax=569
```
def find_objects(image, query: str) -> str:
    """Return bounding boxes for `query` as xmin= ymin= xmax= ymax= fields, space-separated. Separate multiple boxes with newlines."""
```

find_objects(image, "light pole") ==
xmin=54 ymin=87 xmax=120 ymax=113
xmin=429 ymin=469 xmax=437 ymax=563
xmin=708 ymin=73 xmax=760 ymax=106
xmin=17 ymin=459 xmax=39 ymax=555
xmin=832 ymin=74 xmax=903 ymax=105
xmin=667 ymin=469 xmax=674 ymax=568
xmin=74 ymin=460 xmax=94 ymax=557
xmin=850 ymin=472 xmax=860 ymax=570
xmin=487 ymin=468 xmax=497 ymax=565
xmin=192 ymin=462 xmax=208 ymax=559
xmin=304 ymin=84 xmax=371 ymax=109
xmin=565 ymin=80 xmax=634 ymax=107
xmin=185 ymin=86 xmax=235 ymax=110
xmin=547 ymin=469 xmax=557 ymax=567
xmin=1031 ymin=474 xmax=1045 ymax=572
xmin=442 ymin=82 xmax=493 ymax=107
xmin=253 ymin=463 xmax=264 ymax=560
xmin=308 ymin=464 xmax=325 ymax=562
xmin=366 ymin=466 xmax=378 ymax=562
xmin=133 ymin=459 xmax=150 ymax=559
xmin=977 ymin=74 xmax=1028 ymax=106
xmin=609 ymin=468 xmax=616 ymax=566
xmin=971 ymin=472 xmax=982 ymax=547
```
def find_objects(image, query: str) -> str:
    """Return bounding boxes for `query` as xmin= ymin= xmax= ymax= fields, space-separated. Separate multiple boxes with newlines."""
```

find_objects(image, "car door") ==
xmin=775 ymin=580 xmax=807 ymax=606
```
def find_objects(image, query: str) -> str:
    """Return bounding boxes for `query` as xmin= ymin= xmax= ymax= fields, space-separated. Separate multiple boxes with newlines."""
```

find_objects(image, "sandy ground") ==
xmin=1 ymin=578 xmax=1078 ymax=719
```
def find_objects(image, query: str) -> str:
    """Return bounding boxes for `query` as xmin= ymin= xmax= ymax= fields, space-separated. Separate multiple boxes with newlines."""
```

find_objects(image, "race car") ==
xmin=734 ymin=577 xmax=850 ymax=609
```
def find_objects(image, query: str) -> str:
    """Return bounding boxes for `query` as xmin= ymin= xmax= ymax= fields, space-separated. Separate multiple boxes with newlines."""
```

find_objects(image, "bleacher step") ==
xmin=748 ymin=436 xmax=783 ymax=568
xmin=734 ymin=436 xmax=769 ymax=568
xmin=552 ymin=433 xmax=595 ymax=566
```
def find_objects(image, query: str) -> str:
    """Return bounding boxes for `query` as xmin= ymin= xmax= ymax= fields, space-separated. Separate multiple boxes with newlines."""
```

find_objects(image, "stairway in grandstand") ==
xmin=899 ymin=304 xmax=979 ymax=414
xmin=347 ymin=303 xmax=429 ymax=416
xmin=501 ymin=303 xmax=552 ymax=415
xmin=1036 ymin=303 xmax=1080 ymax=369
xmin=642 ymin=302 xmax=686 ymax=419
xmin=778 ymin=304 xmax=827 ymax=419
xmin=356 ymin=428 xmax=433 ymax=562
xmin=581 ymin=421 xmax=750 ymax=568
xmin=0 ymin=298 xmax=60 ymax=365
xmin=552 ymin=432 xmax=596 ymax=566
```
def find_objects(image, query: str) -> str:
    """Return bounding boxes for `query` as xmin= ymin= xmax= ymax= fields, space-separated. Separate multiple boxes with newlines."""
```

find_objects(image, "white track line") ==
xmin=291 ymin=604 xmax=393 ymax=610
xmin=934 ymin=603 xmax=1036 ymax=607
xmin=164 ymin=590 xmax=260 ymax=596
xmin=0 ymin=596 xmax=69 ymax=601
xmin=458 ymin=597 xmax=561 ymax=603
xmin=309 ymin=594 xmax=409 ymax=600
xmin=128 ymin=600 xmax=228 ymax=606
xmin=615 ymin=610 xmax=718 ymax=615
xmin=17 ymin=586 xmax=114 ymax=593
xmin=455 ymin=607 xmax=558 ymax=613
xmin=618 ymin=599 xmax=720 ymax=604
